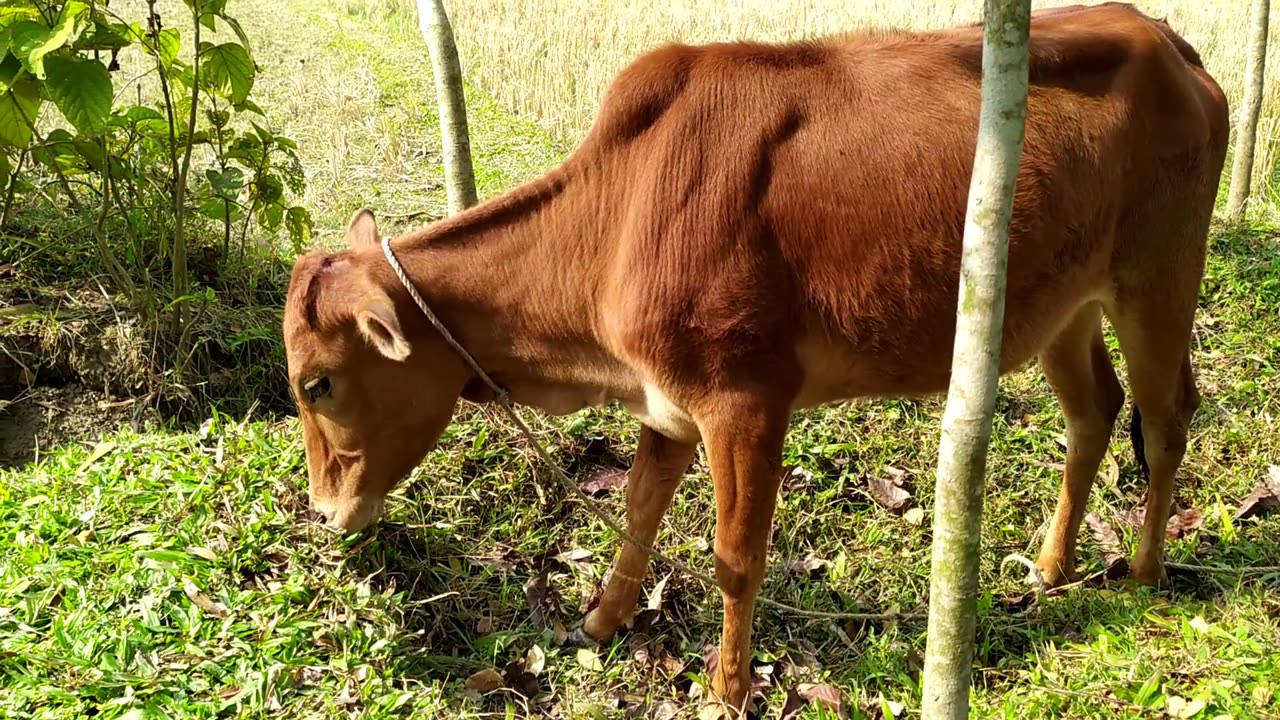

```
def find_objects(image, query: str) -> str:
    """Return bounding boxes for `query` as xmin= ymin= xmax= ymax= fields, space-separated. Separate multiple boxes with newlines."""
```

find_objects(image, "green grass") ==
xmin=3 ymin=0 xmax=1280 ymax=718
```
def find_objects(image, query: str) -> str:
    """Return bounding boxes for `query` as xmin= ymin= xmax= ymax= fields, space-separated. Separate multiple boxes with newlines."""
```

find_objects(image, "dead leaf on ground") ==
xmin=1084 ymin=512 xmax=1125 ymax=565
xmin=187 ymin=546 xmax=218 ymax=562
xmin=523 ymin=565 xmax=561 ymax=627
xmin=502 ymin=658 xmax=540 ymax=698
xmin=182 ymin=579 xmax=229 ymax=617
xmin=702 ymin=644 xmax=721 ymax=677
xmin=580 ymin=468 xmax=628 ymax=497
xmin=904 ymin=507 xmax=926 ymax=526
xmin=1166 ymin=506 xmax=1204 ymax=538
xmin=555 ymin=547 xmax=596 ymax=576
xmin=464 ymin=668 xmax=505 ymax=694
xmin=552 ymin=619 xmax=569 ymax=646
xmin=781 ymin=465 xmax=815 ymax=491
xmin=576 ymin=647 xmax=605 ymax=672
xmin=1080 ymin=556 xmax=1130 ymax=589
xmin=525 ymin=644 xmax=546 ymax=675
xmin=784 ymin=552 xmax=831 ymax=578
xmin=470 ymin=549 xmax=520 ymax=574
xmin=1122 ymin=500 xmax=1204 ymax=539
xmin=780 ymin=687 xmax=808 ymax=720
xmin=627 ymin=572 xmax=672 ymax=633
xmin=784 ymin=683 xmax=847 ymax=719
xmin=780 ymin=638 xmax=823 ymax=678
xmin=865 ymin=474 xmax=913 ymax=514
xmin=651 ymin=700 xmax=682 ymax=720
xmin=1233 ymin=466 xmax=1280 ymax=520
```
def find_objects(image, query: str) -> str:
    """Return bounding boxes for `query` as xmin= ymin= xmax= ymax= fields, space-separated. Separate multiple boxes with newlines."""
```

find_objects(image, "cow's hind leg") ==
xmin=580 ymin=425 xmax=696 ymax=642
xmin=1106 ymin=296 xmax=1200 ymax=586
xmin=1036 ymin=302 xmax=1125 ymax=587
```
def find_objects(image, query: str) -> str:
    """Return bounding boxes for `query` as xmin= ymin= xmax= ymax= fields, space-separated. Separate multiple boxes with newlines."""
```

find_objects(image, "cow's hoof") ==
xmin=565 ymin=626 xmax=602 ymax=648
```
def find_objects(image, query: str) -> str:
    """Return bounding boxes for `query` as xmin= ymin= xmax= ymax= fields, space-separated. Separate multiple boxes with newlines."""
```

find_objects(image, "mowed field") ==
xmin=2 ymin=1 xmax=1279 ymax=719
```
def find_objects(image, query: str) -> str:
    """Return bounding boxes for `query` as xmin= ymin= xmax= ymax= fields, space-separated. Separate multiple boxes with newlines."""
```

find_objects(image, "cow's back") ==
xmin=593 ymin=3 xmax=1227 ymax=399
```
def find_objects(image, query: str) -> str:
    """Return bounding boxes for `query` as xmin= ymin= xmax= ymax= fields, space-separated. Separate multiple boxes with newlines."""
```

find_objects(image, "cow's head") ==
xmin=283 ymin=209 xmax=471 ymax=532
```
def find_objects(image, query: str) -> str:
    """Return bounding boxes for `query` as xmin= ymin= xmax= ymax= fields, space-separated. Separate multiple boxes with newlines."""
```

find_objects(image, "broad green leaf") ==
xmin=153 ymin=27 xmax=179 ymax=69
xmin=257 ymin=199 xmax=283 ymax=232
xmin=204 ymin=107 xmax=230 ymax=128
xmin=0 ymin=52 xmax=21 ymax=94
xmin=184 ymin=0 xmax=227 ymax=14
xmin=200 ymin=41 xmax=253 ymax=105
xmin=123 ymin=105 xmax=164 ymax=123
xmin=43 ymin=54 xmax=112 ymax=136
xmin=254 ymin=173 xmax=282 ymax=206
xmin=30 ymin=128 xmax=86 ymax=174
xmin=0 ymin=149 xmax=10 ymax=180
xmin=0 ymin=6 xmax=40 ymax=55
xmin=205 ymin=166 xmax=243 ymax=199
xmin=74 ymin=20 xmax=134 ymax=51
xmin=217 ymin=14 xmax=253 ymax=58
xmin=10 ymin=5 xmax=86 ymax=80
xmin=232 ymin=97 xmax=264 ymax=116
xmin=72 ymin=138 xmax=106 ymax=173
xmin=197 ymin=196 xmax=242 ymax=222
xmin=0 ymin=76 xmax=41 ymax=147
xmin=286 ymin=206 xmax=313 ymax=250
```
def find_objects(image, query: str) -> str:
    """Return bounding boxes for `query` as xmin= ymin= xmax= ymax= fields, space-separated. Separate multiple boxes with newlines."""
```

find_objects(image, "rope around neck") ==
xmin=379 ymin=235 xmax=923 ymax=623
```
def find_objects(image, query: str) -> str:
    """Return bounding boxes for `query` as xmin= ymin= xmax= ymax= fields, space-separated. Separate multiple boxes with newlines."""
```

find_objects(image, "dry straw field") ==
xmin=381 ymin=0 xmax=1280 ymax=215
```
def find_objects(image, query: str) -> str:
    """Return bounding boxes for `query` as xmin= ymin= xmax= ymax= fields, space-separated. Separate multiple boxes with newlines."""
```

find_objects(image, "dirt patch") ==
xmin=0 ymin=385 xmax=158 ymax=468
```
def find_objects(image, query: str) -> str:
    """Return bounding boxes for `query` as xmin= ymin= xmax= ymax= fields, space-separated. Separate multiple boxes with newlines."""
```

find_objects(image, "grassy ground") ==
xmin=3 ymin=0 xmax=1280 ymax=719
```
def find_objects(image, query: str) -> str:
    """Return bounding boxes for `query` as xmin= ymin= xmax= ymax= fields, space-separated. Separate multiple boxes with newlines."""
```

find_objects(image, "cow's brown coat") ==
xmin=283 ymin=3 xmax=1228 ymax=712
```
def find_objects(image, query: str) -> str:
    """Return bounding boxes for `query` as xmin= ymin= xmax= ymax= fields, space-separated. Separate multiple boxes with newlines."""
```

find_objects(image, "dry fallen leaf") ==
xmin=652 ymin=700 xmax=682 ymax=720
xmin=866 ymin=474 xmax=913 ymax=514
xmin=798 ymin=683 xmax=848 ymax=719
xmin=580 ymin=468 xmax=628 ymax=497
xmin=1122 ymin=500 xmax=1204 ymax=539
xmin=523 ymin=566 xmax=560 ymax=626
xmin=182 ymin=579 xmax=229 ymax=617
xmin=1084 ymin=512 xmax=1125 ymax=565
xmin=1233 ymin=466 xmax=1280 ymax=520
xmin=502 ymin=658 xmax=540 ymax=698
xmin=1165 ymin=506 xmax=1204 ymax=539
xmin=781 ymin=465 xmax=816 ymax=491
xmin=780 ymin=687 xmax=808 ymax=720
xmin=187 ymin=546 xmax=218 ymax=562
xmin=525 ymin=644 xmax=546 ymax=675
xmin=656 ymin=648 xmax=685 ymax=677
xmin=464 ymin=668 xmax=505 ymax=694
xmin=552 ymin=619 xmax=569 ymax=646
xmin=785 ymin=553 xmax=832 ymax=578
xmin=904 ymin=507 xmax=926 ymax=526
xmin=576 ymin=647 xmax=604 ymax=672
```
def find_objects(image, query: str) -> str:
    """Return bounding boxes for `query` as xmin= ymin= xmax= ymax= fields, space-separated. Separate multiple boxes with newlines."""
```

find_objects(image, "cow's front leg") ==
xmin=702 ymin=398 xmax=790 ymax=716
xmin=579 ymin=425 xmax=696 ymax=642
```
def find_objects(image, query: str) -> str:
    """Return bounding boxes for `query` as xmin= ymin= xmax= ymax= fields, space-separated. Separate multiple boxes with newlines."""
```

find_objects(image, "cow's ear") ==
xmin=356 ymin=288 xmax=411 ymax=361
xmin=346 ymin=208 xmax=379 ymax=249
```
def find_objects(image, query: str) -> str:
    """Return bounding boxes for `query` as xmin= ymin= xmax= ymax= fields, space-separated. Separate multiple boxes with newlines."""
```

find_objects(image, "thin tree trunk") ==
xmin=418 ymin=0 xmax=478 ymax=214
xmin=1226 ymin=0 xmax=1270 ymax=222
xmin=920 ymin=1 xmax=1031 ymax=718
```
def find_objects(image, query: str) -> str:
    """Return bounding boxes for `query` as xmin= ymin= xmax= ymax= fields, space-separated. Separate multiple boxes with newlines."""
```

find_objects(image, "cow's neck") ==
xmin=383 ymin=165 xmax=622 ymax=412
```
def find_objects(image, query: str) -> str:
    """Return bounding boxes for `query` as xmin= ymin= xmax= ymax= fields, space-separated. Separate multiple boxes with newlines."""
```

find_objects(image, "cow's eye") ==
xmin=304 ymin=376 xmax=331 ymax=403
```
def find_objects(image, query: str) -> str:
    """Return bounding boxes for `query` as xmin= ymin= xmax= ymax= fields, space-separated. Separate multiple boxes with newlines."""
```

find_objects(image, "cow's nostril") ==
xmin=307 ymin=509 xmax=327 ymax=524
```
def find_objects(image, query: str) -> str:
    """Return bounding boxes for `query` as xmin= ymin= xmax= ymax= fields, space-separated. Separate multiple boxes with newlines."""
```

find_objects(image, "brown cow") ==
xmin=283 ymin=3 xmax=1227 ymax=713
